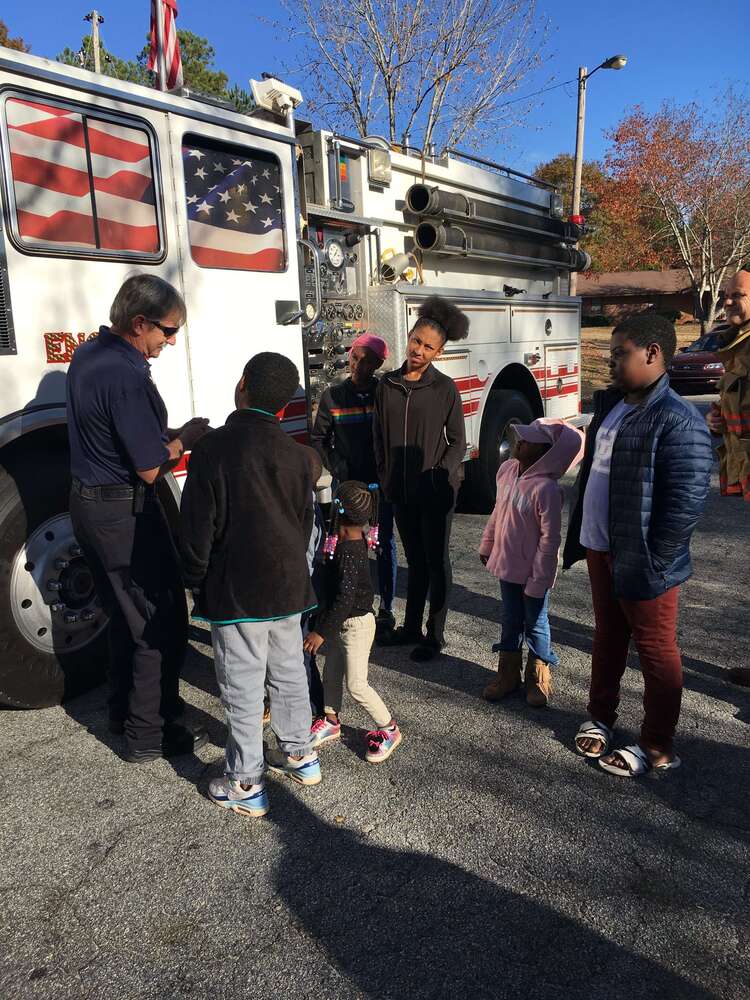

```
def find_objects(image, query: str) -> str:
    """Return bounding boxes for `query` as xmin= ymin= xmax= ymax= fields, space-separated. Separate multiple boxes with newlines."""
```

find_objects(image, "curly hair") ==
xmin=414 ymin=295 xmax=470 ymax=343
xmin=241 ymin=352 xmax=299 ymax=414
xmin=613 ymin=313 xmax=677 ymax=365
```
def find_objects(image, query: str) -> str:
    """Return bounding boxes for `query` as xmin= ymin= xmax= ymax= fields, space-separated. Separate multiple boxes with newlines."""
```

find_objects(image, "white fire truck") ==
xmin=0 ymin=47 xmax=589 ymax=708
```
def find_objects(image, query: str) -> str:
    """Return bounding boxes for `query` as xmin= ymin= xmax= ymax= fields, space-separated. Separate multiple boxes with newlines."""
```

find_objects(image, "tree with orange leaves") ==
xmin=0 ymin=20 xmax=30 ymax=53
xmin=534 ymin=153 xmax=669 ymax=273
xmin=604 ymin=93 xmax=750 ymax=331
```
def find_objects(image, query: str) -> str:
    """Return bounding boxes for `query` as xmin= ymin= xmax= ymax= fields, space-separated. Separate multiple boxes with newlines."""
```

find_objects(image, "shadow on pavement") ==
xmin=265 ymin=781 xmax=716 ymax=1000
xmin=444 ymin=580 xmax=750 ymax=722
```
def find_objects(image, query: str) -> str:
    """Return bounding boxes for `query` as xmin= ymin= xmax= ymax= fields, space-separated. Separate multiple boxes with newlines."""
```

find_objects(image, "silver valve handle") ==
xmin=297 ymin=238 xmax=322 ymax=329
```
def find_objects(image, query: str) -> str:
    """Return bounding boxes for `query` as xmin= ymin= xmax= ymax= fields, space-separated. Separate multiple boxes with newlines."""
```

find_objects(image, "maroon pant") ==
xmin=586 ymin=549 xmax=683 ymax=754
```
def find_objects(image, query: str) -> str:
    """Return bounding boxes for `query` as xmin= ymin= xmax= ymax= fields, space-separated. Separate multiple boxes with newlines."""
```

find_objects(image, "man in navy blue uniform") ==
xmin=67 ymin=274 xmax=209 ymax=762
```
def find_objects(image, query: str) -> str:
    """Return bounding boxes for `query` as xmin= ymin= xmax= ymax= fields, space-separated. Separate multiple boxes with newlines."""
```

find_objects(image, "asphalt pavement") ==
xmin=1 ymin=392 xmax=748 ymax=1000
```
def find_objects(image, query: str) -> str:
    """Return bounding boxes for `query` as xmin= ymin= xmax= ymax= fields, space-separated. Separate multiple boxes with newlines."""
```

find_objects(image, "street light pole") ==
xmin=568 ymin=54 xmax=627 ymax=297
xmin=569 ymin=66 xmax=587 ymax=297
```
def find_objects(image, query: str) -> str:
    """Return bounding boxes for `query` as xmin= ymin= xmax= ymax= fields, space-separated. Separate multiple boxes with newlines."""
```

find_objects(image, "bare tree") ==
xmin=606 ymin=91 xmax=750 ymax=331
xmin=274 ymin=0 xmax=547 ymax=153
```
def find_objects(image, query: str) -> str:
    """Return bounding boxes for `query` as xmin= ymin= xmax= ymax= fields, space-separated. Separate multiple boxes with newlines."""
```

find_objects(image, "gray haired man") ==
xmin=66 ymin=274 xmax=209 ymax=762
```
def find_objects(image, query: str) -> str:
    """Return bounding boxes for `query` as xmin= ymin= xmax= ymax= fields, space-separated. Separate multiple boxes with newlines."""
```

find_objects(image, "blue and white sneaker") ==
xmin=265 ymin=748 xmax=322 ymax=786
xmin=208 ymin=777 xmax=269 ymax=817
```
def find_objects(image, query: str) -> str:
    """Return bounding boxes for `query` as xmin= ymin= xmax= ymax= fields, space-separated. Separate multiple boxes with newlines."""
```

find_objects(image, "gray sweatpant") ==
xmin=211 ymin=615 xmax=313 ymax=784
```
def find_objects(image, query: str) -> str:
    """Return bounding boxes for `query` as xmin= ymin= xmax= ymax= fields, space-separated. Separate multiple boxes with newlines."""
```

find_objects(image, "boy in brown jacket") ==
xmin=706 ymin=269 xmax=750 ymax=687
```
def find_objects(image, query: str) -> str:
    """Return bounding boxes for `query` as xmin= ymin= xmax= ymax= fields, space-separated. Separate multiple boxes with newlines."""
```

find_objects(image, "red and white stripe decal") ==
xmin=279 ymin=395 xmax=310 ymax=443
xmin=173 ymin=451 xmax=190 ymax=480
xmin=454 ymin=364 xmax=580 ymax=416
xmin=455 ymin=374 xmax=487 ymax=417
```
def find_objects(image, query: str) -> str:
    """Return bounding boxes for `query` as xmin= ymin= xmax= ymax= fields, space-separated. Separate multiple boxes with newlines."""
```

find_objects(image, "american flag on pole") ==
xmin=183 ymin=141 xmax=285 ymax=271
xmin=6 ymin=97 xmax=159 ymax=252
xmin=148 ymin=0 xmax=183 ymax=92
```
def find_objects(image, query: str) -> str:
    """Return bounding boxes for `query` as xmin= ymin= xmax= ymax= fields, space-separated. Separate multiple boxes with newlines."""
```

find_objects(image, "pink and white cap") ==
xmin=511 ymin=418 xmax=560 ymax=445
xmin=349 ymin=333 xmax=389 ymax=361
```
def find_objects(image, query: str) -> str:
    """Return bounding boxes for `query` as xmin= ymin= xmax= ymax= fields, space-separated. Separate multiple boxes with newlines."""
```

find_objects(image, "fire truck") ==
xmin=0 ymin=47 xmax=589 ymax=708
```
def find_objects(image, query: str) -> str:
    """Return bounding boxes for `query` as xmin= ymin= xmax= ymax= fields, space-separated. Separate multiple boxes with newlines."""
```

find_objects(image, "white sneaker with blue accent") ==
xmin=265 ymin=749 xmax=322 ymax=785
xmin=208 ymin=777 xmax=270 ymax=817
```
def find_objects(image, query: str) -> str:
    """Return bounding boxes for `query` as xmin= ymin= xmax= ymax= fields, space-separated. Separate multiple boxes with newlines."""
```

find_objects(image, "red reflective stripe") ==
xmin=280 ymin=399 xmax=308 ymax=419
xmin=172 ymin=450 xmax=191 ymax=478
xmin=454 ymin=375 xmax=487 ymax=390
xmin=540 ymin=384 xmax=578 ymax=400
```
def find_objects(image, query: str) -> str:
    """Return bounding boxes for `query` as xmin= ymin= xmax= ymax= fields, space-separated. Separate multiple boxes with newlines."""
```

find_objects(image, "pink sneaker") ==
xmin=365 ymin=724 xmax=402 ymax=764
xmin=310 ymin=716 xmax=341 ymax=748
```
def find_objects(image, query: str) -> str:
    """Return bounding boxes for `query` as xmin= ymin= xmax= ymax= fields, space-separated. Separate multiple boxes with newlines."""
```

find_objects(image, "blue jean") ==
xmin=376 ymin=500 xmax=398 ymax=613
xmin=301 ymin=612 xmax=325 ymax=717
xmin=495 ymin=581 xmax=559 ymax=666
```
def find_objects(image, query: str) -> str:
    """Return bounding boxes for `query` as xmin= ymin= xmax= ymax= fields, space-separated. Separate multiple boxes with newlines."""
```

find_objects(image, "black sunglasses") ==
xmin=146 ymin=318 xmax=181 ymax=337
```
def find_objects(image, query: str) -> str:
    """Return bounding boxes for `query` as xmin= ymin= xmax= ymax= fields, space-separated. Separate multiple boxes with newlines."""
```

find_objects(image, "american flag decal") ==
xmin=183 ymin=141 xmax=285 ymax=271
xmin=6 ymin=97 xmax=159 ymax=253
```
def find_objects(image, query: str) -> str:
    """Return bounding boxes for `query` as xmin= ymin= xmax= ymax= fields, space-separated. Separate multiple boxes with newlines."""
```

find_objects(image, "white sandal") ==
xmin=574 ymin=720 xmax=613 ymax=758
xmin=598 ymin=744 xmax=682 ymax=778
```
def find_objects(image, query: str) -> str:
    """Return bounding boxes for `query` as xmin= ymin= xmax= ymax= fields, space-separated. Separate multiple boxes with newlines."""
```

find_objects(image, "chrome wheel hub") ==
xmin=498 ymin=418 xmax=522 ymax=464
xmin=10 ymin=514 xmax=108 ymax=654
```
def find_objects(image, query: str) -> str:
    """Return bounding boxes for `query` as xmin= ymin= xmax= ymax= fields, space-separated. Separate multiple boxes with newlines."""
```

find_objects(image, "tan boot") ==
xmin=525 ymin=655 xmax=552 ymax=707
xmin=482 ymin=651 xmax=523 ymax=701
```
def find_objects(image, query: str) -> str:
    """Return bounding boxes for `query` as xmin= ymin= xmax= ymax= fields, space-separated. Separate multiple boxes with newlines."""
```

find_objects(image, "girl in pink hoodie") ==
xmin=479 ymin=418 xmax=584 ymax=707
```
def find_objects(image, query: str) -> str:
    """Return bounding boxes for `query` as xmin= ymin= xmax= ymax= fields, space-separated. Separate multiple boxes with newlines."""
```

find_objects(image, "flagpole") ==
xmin=153 ymin=0 xmax=167 ymax=91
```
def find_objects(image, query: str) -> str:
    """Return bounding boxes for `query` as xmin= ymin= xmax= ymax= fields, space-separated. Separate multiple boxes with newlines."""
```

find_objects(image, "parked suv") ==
xmin=668 ymin=332 xmax=724 ymax=392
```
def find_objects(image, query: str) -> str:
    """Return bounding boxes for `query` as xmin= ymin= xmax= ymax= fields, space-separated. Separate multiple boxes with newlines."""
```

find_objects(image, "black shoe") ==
xmin=410 ymin=641 xmax=443 ymax=662
xmin=376 ymin=608 xmax=396 ymax=633
xmin=378 ymin=625 xmax=424 ymax=647
xmin=110 ymin=705 xmax=186 ymax=736
xmin=123 ymin=724 xmax=208 ymax=764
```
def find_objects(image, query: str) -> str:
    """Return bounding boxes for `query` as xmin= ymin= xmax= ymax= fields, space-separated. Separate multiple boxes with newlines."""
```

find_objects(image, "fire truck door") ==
xmin=544 ymin=344 xmax=579 ymax=420
xmin=171 ymin=127 xmax=304 ymax=429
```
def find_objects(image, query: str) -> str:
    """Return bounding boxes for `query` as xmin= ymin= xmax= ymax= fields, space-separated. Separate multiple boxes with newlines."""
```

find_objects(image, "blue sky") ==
xmin=2 ymin=0 xmax=741 ymax=173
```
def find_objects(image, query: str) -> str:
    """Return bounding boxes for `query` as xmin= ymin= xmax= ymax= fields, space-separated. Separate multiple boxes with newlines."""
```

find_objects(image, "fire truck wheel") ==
xmin=469 ymin=389 xmax=535 ymax=512
xmin=0 ymin=450 xmax=109 ymax=708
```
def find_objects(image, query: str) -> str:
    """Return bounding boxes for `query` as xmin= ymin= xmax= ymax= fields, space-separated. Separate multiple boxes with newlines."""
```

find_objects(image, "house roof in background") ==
xmin=577 ymin=270 xmax=693 ymax=297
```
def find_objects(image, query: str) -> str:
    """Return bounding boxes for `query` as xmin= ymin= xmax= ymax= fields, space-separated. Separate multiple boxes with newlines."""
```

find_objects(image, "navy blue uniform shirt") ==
xmin=67 ymin=326 xmax=170 ymax=486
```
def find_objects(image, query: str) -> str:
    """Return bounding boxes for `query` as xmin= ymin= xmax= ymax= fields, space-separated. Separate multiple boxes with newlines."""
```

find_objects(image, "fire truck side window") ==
xmin=4 ymin=96 xmax=161 ymax=257
xmin=182 ymin=136 xmax=286 ymax=272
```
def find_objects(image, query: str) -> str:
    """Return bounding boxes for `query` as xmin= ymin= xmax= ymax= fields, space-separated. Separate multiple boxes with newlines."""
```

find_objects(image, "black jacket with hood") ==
xmin=373 ymin=362 xmax=466 ymax=505
xmin=179 ymin=409 xmax=315 ymax=623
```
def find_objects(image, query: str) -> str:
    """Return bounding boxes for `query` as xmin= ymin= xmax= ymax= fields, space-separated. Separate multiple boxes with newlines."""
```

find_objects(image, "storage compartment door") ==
xmin=543 ymin=344 xmax=579 ymax=419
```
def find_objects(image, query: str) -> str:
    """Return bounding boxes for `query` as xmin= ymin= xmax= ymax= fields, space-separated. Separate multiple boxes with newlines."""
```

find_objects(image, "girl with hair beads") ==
xmin=374 ymin=296 xmax=469 ymax=661
xmin=303 ymin=481 xmax=402 ymax=764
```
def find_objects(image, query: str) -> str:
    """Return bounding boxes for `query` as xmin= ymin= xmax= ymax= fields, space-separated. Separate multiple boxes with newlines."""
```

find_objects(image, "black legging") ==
xmin=394 ymin=500 xmax=454 ymax=646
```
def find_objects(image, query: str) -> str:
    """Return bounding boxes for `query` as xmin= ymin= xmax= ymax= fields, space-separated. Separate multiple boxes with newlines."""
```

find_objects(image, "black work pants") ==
xmin=394 ymin=500 xmax=454 ymax=646
xmin=69 ymin=491 xmax=187 ymax=752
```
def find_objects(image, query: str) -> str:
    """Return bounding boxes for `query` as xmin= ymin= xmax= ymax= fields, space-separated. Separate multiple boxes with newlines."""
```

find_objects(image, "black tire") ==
xmin=0 ymin=447 xmax=109 ymax=707
xmin=0 ymin=453 xmax=189 ymax=709
xmin=461 ymin=390 xmax=535 ymax=512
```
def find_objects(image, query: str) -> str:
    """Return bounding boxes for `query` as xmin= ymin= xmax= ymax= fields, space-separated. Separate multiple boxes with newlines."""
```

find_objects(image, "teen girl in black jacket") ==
xmin=373 ymin=296 xmax=469 ymax=661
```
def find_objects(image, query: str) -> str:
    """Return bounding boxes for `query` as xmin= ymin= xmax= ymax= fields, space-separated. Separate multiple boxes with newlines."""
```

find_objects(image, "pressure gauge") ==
xmin=325 ymin=239 xmax=345 ymax=270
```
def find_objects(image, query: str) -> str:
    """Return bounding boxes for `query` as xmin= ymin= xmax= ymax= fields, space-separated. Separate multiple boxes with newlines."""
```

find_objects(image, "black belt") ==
xmin=71 ymin=478 xmax=155 ymax=502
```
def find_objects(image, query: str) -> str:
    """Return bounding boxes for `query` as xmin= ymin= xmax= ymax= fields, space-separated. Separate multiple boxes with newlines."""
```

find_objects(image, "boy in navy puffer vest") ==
xmin=563 ymin=314 xmax=712 ymax=778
